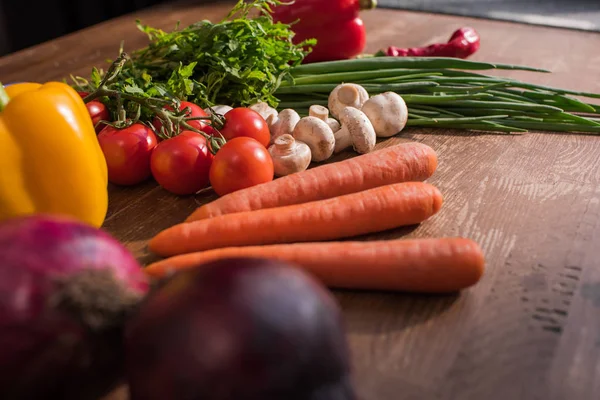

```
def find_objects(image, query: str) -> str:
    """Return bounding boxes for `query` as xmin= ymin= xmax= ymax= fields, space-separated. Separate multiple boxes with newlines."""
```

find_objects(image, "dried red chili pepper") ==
xmin=271 ymin=0 xmax=377 ymax=64
xmin=379 ymin=27 xmax=481 ymax=59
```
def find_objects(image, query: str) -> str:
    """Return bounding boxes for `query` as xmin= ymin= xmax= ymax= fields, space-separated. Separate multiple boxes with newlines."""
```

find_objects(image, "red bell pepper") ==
xmin=271 ymin=0 xmax=377 ymax=64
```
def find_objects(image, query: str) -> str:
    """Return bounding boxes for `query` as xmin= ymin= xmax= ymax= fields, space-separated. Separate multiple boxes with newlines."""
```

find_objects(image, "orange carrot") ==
xmin=145 ymin=237 xmax=485 ymax=293
xmin=186 ymin=142 xmax=438 ymax=222
xmin=149 ymin=181 xmax=443 ymax=257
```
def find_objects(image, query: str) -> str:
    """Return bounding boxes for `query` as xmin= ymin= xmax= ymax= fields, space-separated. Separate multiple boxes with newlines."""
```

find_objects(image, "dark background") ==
xmin=0 ymin=0 xmax=197 ymax=56
xmin=1 ymin=0 xmax=599 ymax=57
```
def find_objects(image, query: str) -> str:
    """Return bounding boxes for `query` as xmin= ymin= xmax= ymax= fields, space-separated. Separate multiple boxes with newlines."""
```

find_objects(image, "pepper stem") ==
xmin=359 ymin=0 xmax=377 ymax=10
xmin=0 ymin=82 xmax=9 ymax=112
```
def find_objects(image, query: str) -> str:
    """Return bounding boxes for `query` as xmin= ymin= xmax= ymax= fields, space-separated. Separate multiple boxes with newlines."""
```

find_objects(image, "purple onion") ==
xmin=124 ymin=257 xmax=356 ymax=400
xmin=0 ymin=214 xmax=149 ymax=400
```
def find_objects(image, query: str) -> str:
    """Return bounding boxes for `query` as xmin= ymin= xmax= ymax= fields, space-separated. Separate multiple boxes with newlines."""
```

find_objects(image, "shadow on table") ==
xmin=335 ymin=289 xmax=459 ymax=335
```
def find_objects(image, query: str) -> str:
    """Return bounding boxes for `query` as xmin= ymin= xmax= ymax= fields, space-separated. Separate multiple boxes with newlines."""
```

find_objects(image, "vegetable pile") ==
xmin=276 ymin=57 xmax=600 ymax=133
xmin=60 ymin=0 xmax=600 ymax=199
xmin=0 ymin=215 xmax=357 ymax=399
xmin=146 ymin=142 xmax=486 ymax=294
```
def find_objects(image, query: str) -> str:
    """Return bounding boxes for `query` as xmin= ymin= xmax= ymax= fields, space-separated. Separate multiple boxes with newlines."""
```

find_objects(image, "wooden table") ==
xmin=2 ymin=2 xmax=600 ymax=399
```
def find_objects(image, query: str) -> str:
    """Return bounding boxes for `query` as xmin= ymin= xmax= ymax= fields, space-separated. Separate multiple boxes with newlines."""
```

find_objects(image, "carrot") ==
xmin=186 ymin=141 xmax=438 ymax=222
xmin=145 ymin=237 xmax=485 ymax=293
xmin=149 ymin=181 xmax=443 ymax=257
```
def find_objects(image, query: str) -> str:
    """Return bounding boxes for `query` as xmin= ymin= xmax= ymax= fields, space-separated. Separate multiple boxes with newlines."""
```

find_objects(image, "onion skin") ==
xmin=125 ymin=257 xmax=356 ymax=400
xmin=0 ymin=215 xmax=149 ymax=400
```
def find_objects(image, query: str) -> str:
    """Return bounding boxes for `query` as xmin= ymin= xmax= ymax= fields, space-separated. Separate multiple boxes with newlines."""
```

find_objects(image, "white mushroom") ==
xmin=292 ymin=116 xmax=335 ymax=162
xmin=268 ymin=134 xmax=312 ymax=177
xmin=328 ymin=83 xmax=369 ymax=120
xmin=269 ymin=108 xmax=301 ymax=144
xmin=361 ymin=92 xmax=409 ymax=137
xmin=204 ymin=105 xmax=233 ymax=115
xmin=309 ymin=105 xmax=341 ymax=133
xmin=334 ymin=106 xmax=376 ymax=154
xmin=249 ymin=101 xmax=278 ymax=123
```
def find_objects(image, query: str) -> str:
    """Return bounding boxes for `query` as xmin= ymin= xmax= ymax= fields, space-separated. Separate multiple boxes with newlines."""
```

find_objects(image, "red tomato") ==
xmin=152 ymin=101 xmax=210 ymax=135
xmin=78 ymin=91 xmax=110 ymax=133
xmin=97 ymin=123 xmax=158 ymax=186
xmin=209 ymin=137 xmax=274 ymax=196
xmin=219 ymin=107 xmax=270 ymax=147
xmin=150 ymin=131 xmax=214 ymax=195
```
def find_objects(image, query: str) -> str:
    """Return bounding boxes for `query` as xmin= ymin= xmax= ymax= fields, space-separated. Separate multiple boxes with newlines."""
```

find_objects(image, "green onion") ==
xmin=273 ymin=56 xmax=600 ymax=134
xmin=406 ymin=115 xmax=510 ymax=124
xmin=489 ymin=120 xmax=600 ymax=133
xmin=275 ymin=81 xmax=438 ymax=95
xmin=282 ymin=68 xmax=446 ymax=86
xmin=289 ymin=56 xmax=551 ymax=75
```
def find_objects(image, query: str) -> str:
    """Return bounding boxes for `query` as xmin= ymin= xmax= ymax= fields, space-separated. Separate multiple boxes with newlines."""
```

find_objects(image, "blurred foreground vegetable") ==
xmin=277 ymin=56 xmax=600 ymax=134
xmin=0 ymin=215 xmax=149 ymax=400
xmin=125 ymin=258 xmax=356 ymax=400
xmin=0 ymin=82 xmax=109 ymax=227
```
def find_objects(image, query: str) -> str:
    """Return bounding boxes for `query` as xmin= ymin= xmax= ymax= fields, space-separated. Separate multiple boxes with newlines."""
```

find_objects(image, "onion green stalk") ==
xmin=274 ymin=56 xmax=600 ymax=134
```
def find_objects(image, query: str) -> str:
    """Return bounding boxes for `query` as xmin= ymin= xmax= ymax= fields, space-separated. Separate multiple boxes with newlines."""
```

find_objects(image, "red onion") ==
xmin=0 ymin=214 xmax=149 ymax=400
xmin=124 ymin=257 xmax=356 ymax=400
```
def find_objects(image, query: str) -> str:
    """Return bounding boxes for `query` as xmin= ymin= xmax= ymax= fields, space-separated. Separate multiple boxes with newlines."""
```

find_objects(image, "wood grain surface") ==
xmin=2 ymin=2 xmax=600 ymax=399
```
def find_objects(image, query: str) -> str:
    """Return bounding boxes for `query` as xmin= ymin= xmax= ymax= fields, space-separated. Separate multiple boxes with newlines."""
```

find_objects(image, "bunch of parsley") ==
xmin=90 ymin=0 xmax=313 ymax=113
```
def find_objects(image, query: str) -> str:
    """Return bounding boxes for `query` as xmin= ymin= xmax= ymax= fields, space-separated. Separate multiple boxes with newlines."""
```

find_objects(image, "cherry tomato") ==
xmin=209 ymin=137 xmax=274 ymax=196
xmin=219 ymin=107 xmax=270 ymax=147
xmin=78 ymin=91 xmax=110 ymax=133
xmin=152 ymin=101 xmax=210 ymax=135
xmin=150 ymin=131 xmax=214 ymax=195
xmin=97 ymin=123 xmax=158 ymax=186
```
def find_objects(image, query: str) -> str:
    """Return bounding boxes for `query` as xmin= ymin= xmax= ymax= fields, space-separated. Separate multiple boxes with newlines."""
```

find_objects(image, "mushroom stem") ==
xmin=309 ymin=105 xmax=341 ymax=133
xmin=268 ymin=134 xmax=312 ymax=176
xmin=334 ymin=129 xmax=353 ymax=153
xmin=309 ymin=105 xmax=329 ymax=121
xmin=338 ymin=85 xmax=360 ymax=105
xmin=272 ymin=134 xmax=295 ymax=155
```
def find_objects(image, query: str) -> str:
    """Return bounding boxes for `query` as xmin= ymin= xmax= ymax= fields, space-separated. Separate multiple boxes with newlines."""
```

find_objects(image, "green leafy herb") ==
xmin=77 ymin=0 xmax=313 ymax=123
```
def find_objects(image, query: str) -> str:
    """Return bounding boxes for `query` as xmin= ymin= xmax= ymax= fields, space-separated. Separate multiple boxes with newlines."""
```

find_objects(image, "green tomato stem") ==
xmin=0 ymin=82 xmax=10 ymax=112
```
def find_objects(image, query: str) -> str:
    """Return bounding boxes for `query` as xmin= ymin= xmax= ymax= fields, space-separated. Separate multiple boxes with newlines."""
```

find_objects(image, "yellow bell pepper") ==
xmin=0 ymin=81 xmax=109 ymax=227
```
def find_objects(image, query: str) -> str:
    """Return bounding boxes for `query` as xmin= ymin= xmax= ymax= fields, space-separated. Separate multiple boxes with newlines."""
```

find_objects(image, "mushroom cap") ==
xmin=270 ymin=108 xmax=301 ymax=144
xmin=326 ymin=118 xmax=341 ymax=133
xmin=205 ymin=105 xmax=233 ymax=115
xmin=328 ymin=83 xmax=369 ymax=120
xmin=249 ymin=101 xmax=279 ymax=122
xmin=292 ymin=116 xmax=335 ymax=162
xmin=361 ymin=92 xmax=408 ymax=138
xmin=338 ymin=107 xmax=376 ymax=154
